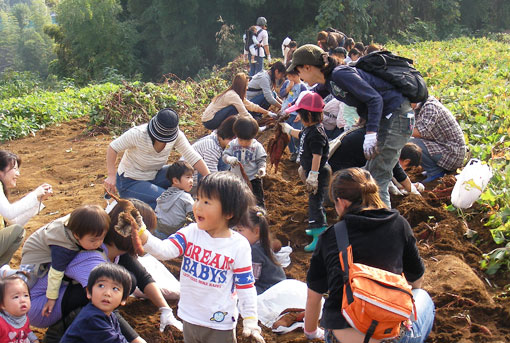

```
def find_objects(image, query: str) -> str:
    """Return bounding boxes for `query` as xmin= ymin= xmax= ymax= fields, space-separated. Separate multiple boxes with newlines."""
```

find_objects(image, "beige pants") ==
xmin=0 ymin=224 xmax=24 ymax=266
xmin=183 ymin=321 xmax=236 ymax=343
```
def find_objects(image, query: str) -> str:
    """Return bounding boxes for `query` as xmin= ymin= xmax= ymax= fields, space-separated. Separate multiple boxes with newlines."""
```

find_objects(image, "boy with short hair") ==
xmin=223 ymin=117 xmax=267 ymax=207
xmin=154 ymin=161 xmax=195 ymax=239
xmin=60 ymin=263 xmax=132 ymax=343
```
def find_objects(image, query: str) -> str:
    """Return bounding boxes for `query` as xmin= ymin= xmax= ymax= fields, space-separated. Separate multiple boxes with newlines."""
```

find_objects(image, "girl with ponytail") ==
xmin=303 ymin=168 xmax=435 ymax=343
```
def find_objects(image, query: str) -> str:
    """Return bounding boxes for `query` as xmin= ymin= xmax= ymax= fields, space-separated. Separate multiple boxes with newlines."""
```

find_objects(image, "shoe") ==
xmin=0 ymin=265 xmax=14 ymax=279
xmin=423 ymin=171 xmax=445 ymax=183
xmin=304 ymin=226 xmax=327 ymax=252
xmin=289 ymin=152 xmax=298 ymax=162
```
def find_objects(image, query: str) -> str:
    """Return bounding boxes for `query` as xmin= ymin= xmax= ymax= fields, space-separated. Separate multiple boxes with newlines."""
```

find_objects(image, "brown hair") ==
xmin=0 ymin=150 xmax=21 ymax=199
xmin=214 ymin=73 xmax=248 ymax=102
xmin=365 ymin=44 xmax=381 ymax=55
xmin=68 ymin=205 xmax=110 ymax=239
xmin=329 ymin=167 xmax=387 ymax=216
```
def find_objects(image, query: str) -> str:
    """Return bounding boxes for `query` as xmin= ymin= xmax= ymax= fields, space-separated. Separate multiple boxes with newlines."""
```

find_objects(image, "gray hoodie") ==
xmin=246 ymin=71 xmax=279 ymax=106
xmin=155 ymin=186 xmax=194 ymax=237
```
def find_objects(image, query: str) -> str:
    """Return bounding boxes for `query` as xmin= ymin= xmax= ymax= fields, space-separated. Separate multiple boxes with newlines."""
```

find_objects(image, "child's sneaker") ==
xmin=0 ymin=264 xmax=15 ymax=278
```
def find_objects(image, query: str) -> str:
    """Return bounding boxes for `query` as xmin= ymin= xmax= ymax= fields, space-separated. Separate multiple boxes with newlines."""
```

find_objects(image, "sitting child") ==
xmin=0 ymin=273 xmax=39 ymax=342
xmin=237 ymin=207 xmax=285 ymax=295
xmin=1 ymin=205 xmax=110 ymax=318
xmin=60 ymin=263 xmax=132 ymax=343
xmin=154 ymin=161 xmax=194 ymax=239
xmin=223 ymin=117 xmax=267 ymax=207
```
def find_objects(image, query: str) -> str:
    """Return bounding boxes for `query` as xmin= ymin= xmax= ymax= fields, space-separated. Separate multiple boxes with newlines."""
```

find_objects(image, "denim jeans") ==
xmin=409 ymin=137 xmax=445 ymax=178
xmin=366 ymin=100 xmax=413 ymax=207
xmin=116 ymin=166 xmax=171 ymax=209
xmin=248 ymin=93 xmax=271 ymax=111
xmin=325 ymin=289 xmax=434 ymax=343
xmin=249 ymin=55 xmax=264 ymax=77
xmin=203 ymin=105 xmax=238 ymax=130
xmin=286 ymin=113 xmax=302 ymax=154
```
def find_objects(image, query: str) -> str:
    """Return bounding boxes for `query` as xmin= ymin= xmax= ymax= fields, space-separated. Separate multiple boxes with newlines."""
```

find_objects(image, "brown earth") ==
xmin=2 ymin=117 xmax=510 ymax=343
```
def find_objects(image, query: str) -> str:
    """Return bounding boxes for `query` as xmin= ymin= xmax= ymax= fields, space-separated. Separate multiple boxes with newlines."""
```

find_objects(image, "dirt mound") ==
xmin=2 ymin=118 xmax=510 ymax=342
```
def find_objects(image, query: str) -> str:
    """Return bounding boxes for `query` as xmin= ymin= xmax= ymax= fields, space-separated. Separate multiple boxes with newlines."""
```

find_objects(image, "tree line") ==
xmin=1 ymin=0 xmax=509 ymax=82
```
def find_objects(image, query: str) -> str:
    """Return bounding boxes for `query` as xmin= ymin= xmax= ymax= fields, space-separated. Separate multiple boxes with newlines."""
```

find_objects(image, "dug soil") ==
xmin=2 ymin=117 xmax=509 ymax=343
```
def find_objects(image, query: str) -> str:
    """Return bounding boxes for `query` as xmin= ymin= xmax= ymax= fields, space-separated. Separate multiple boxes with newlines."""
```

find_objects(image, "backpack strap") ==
xmin=333 ymin=221 xmax=354 ymax=304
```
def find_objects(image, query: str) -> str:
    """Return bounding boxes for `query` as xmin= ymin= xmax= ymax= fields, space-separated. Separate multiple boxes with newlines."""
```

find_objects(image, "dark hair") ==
xmin=269 ymin=61 xmax=286 ymax=86
xmin=344 ymin=38 xmax=355 ymax=50
xmin=286 ymin=69 xmax=299 ymax=76
xmin=197 ymin=171 xmax=255 ymax=227
xmin=166 ymin=161 xmax=193 ymax=185
xmin=215 ymin=73 xmax=248 ymax=102
xmin=288 ymin=41 xmax=297 ymax=48
xmin=297 ymin=108 xmax=322 ymax=125
xmin=216 ymin=116 xmax=236 ymax=140
xmin=87 ymin=263 xmax=133 ymax=301
xmin=329 ymin=168 xmax=387 ymax=216
xmin=353 ymin=42 xmax=365 ymax=53
xmin=233 ymin=117 xmax=259 ymax=140
xmin=348 ymin=48 xmax=361 ymax=58
xmin=400 ymin=143 xmax=422 ymax=167
xmin=67 ymin=205 xmax=110 ymax=239
xmin=0 ymin=273 xmax=30 ymax=314
xmin=242 ymin=206 xmax=279 ymax=265
xmin=320 ymin=55 xmax=339 ymax=77
xmin=105 ymin=198 xmax=156 ymax=255
xmin=0 ymin=150 xmax=21 ymax=198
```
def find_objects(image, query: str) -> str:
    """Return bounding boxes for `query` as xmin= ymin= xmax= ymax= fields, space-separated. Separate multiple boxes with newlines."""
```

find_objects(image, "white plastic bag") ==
xmin=451 ymin=159 xmax=492 ymax=209
xmin=133 ymin=254 xmax=180 ymax=300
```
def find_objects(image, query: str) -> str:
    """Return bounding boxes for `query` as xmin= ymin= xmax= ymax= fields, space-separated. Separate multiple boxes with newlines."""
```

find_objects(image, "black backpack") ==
xmin=244 ymin=28 xmax=262 ymax=55
xmin=354 ymin=51 xmax=428 ymax=103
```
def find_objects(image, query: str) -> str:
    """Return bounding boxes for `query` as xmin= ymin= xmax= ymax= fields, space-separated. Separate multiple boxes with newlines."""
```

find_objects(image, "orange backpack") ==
xmin=334 ymin=221 xmax=416 ymax=343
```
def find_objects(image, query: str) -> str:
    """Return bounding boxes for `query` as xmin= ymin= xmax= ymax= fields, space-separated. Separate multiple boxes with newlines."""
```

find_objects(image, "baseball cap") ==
xmin=286 ymin=44 xmax=326 ymax=73
xmin=285 ymin=91 xmax=325 ymax=113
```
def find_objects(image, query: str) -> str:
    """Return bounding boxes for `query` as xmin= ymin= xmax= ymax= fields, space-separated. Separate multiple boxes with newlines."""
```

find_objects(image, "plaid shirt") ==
xmin=415 ymin=96 xmax=466 ymax=171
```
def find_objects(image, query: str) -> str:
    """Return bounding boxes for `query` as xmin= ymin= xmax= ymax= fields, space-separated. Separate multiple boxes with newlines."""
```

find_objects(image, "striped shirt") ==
xmin=110 ymin=124 xmax=202 ymax=180
xmin=191 ymin=132 xmax=223 ymax=174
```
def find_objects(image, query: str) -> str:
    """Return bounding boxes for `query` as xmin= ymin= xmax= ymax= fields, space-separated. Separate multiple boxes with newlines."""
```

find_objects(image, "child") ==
xmin=154 ymin=161 xmax=195 ymax=239
xmin=60 ymin=263 xmax=132 ymax=343
xmin=280 ymin=91 xmax=329 ymax=252
xmin=0 ymin=273 xmax=39 ymax=342
xmin=247 ymin=26 xmax=261 ymax=65
xmin=237 ymin=207 xmax=285 ymax=295
xmin=7 ymin=205 xmax=110 ymax=318
xmin=223 ymin=117 xmax=267 ymax=208
xmin=139 ymin=172 xmax=265 ymax=343
xmin=279 ymin=70 xmax=308 ymax=162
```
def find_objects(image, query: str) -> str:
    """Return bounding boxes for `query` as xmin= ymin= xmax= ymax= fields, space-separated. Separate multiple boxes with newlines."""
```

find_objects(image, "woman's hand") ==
xmin=104 ymin=175 xmax=117 ymax=194
xmin=35 ymin=183 xmax=53 ymax=201
xmin=42 ymin=298 xmax=56 ymax=317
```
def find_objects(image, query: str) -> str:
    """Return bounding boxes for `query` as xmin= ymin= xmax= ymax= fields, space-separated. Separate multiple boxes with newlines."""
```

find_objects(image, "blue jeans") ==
xmin=409 ymin=137 xmax=445 ymax=178
xmin=286 ymin=113 xmax=302 ymax=154
xmin=116 ymin=166 xmax=171 ymax=209
xmin=203 ymin=105 xmax=238 ymax=130
xmin=248 ymin=93 xmax=271 ymax=111
xmin=249 ymin=55 xmax=264 ymax=77
xmin=366 ymin=100 xmax=414 ymax=207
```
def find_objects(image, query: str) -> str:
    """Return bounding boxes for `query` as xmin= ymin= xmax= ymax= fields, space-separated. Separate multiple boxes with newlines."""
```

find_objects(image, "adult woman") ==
xmin=246 ymin=62 xmax=286 ymax=112
xmin=201 ymin=73 xmax=274 ymax=130
xmin=304 ymin=168 xmax=434 ymax=343
xmin=28 ymin=199 xmax=179 ymax=343
xmin=104 ymin=108 xmax=210 ymax=209
xmin=0 ymin=150 xmax=52 ymax=266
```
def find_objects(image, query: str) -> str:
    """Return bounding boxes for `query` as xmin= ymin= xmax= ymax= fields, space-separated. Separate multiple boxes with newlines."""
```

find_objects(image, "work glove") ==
xmin=225 ymin=156 xmax=240 ymax=166
xmin=242 ymin=318 xmax=265 ymax=343
xmin=414 ymin=182 xmax=425 ymax=192
xmin=304 ymin=327 xmax=325 ymax=340
xmin=256 ymin=168 xmax=266 ymax=178
xmin=267 ymin=111 xmax=277 ymax=118
xmin=267 ymin=55 xmax=272 ymax=63
xmin=388 ymin=182 xmax=403 ymax=196
xmin=279 ymin=122 xmax=293 ymax=135
xmin=159 ymin=307 xmax=183 ymax=332
xmin=306 ymin=171 xmax=320 ymax=195
xmin=363 ymin=132 xmax=378 ymax=160
xmin=410 ymin=182 xmax=421 ymax=195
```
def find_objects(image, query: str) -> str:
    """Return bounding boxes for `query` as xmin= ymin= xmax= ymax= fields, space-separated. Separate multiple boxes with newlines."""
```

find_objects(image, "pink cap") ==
xmin=285 ymin=91 xmax=325 ymax=113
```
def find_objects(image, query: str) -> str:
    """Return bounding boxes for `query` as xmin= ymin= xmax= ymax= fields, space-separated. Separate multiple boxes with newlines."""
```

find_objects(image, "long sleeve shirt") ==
xmin=246 ymin=71 xmax=279 ymax=106
xmin=202 ymin=90 xmax=265 ymax=123
xmin=0 ymin=183 xmax=40 ymax=229
xmin=223 ymin=139 xmax=267 ymax=180
xmin=143 ymin=223 xmax=258 ymax=330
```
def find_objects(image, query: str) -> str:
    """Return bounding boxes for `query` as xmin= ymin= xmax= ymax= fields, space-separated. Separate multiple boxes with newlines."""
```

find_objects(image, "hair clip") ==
xmin=256 ymin=211 xmax=264 ymax=217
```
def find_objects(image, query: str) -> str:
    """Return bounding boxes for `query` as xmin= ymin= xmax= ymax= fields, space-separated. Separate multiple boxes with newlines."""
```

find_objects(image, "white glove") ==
xmin=306 ymin=171 xmax=319 ymax=195
xmin=410 ymin=182 xmax=421 ymax=195
xmin=414 ymin=182 xmax=425 ymax=192
xmin=267 ymin=55 xmax=272 ymax=63
xmin=388 ymin=182 xmax=403 ymax=196
xmin=159 ymin=307 xmax=183 ymax=332
xmin=280 ymin=122 xmax=293 ymax=135
xmin=267 ymin=111 xmax=277 ymax=118
xmin=256 ymin=168 xmax=266 ymax=178
xmin=304 ymin=327 xmax=325 ymax=340
xmin=225 ymin=156 xmax=240 ymax=166
xmin=363 ymin=132 xmax=378 ymax=160
xmin=242 ymin=318 xmax=265 ymax=343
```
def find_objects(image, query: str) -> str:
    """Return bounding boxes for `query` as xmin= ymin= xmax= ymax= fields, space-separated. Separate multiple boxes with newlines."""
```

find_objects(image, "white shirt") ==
xmin=254 ymin=26 xmax=268 ymax=57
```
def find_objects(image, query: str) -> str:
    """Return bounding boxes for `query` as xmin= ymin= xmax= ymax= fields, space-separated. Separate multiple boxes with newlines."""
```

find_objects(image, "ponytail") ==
xmin=320 ymin=56 xmax=339 ymax=77
xmin=245 ymin=206 xmax=280 ymax=265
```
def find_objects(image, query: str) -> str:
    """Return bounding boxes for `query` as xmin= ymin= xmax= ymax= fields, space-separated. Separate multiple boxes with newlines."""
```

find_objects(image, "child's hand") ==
xmin=243 ymin=318 xmax=265 ymax=343
xmin=306 ymin=171 xmax=319 ymax=195
xmin=256 ymin=168 xmax=266 ymax=178
xmin=159 ymin=307 xmax=183 ymax=332
xmin=279 ymin=122 xmax=293 ymax=135
xmin=225 ymin=156 xmax=240 ymax=166
xmin=42 ymin=299 xmax=56 ymax=317
xmin=304 ymin=327 xmax=324 ymax=340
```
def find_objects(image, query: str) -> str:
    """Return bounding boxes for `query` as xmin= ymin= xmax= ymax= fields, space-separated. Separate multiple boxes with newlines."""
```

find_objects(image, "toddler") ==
xmin=247 ymin=26 xmax=261 ymax=64
xmin=280 ymin=91 xmax=329 ymax=252
xmin=5 ymin=205 xmax=110 ymax=317
xmin=223 ymin=117 xmax=267 ymax=207
xmin=0 ymin=273 xmax=39 ymax=342
xmin=154 ymin=161 xmax=194 ymax=239
xmin=237 ymin=207 xmax=285 ymax=295
xmin=60 ymin=263 xmax=132 ymax=343
xmin=139 ymin=172 xmax=265 ymax=343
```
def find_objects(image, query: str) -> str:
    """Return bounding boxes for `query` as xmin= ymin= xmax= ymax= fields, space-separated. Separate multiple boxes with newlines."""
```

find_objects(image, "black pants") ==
xmin=307 ymin=166 xmax=330 ymax=227
xmin=250 ymin=178 xmax=265 ymax=208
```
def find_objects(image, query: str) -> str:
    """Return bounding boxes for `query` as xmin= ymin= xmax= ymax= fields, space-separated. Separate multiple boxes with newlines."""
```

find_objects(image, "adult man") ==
xmin=410 ymin=96 xmax=466 ymax=182
xmin=249 ymin=17 xmax=271 ymax=77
